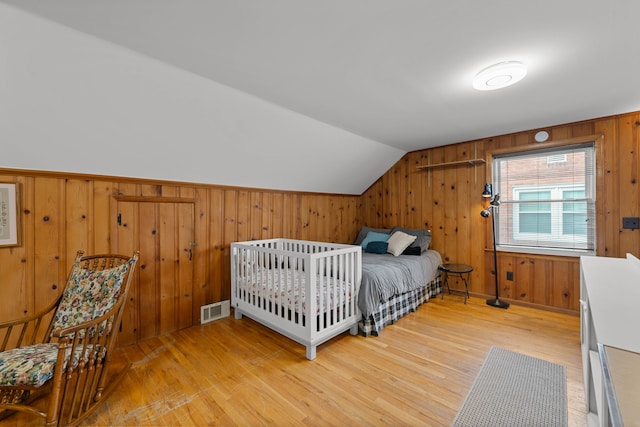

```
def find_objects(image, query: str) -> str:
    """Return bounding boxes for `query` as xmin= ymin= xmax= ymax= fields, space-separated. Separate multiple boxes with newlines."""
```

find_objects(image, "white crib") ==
xmin=231 ymin=238 xmax=362 ymax=360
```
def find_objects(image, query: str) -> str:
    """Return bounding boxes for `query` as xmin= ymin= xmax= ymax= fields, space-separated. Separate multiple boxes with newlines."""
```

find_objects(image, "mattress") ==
xmin=237 ymin=269 xmax=354 ymax=315
xmin=358 ymin=249 xmax=442 ymax=317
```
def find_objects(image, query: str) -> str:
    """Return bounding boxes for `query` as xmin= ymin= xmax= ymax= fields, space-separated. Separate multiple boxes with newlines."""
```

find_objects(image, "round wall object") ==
xmin=534 ymin=130 xmax=550 ymax=142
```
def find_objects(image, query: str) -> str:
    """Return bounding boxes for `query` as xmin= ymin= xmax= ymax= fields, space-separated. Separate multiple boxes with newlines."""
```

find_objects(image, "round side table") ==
xmin=438 ymin=263 xmax=473 ymax=304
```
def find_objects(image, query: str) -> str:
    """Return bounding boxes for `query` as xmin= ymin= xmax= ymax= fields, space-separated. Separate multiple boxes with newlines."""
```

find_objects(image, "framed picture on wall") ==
xmin=0 ymin=183 xmax=20 ymax=247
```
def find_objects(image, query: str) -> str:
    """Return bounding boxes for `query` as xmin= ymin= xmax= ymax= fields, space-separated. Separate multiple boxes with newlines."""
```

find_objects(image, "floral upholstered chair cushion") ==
xmin=51 ymin=261 xmax=130 ymax=334
xmin=0 ymin=343 xmax=93 ymax=387
xmin=0 ymin=261 xmax=130 ymax=389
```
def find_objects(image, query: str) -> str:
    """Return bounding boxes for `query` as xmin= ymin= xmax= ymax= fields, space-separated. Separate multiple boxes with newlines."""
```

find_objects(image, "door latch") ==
xmin=188 ymin=242 xmax=197 ymax=260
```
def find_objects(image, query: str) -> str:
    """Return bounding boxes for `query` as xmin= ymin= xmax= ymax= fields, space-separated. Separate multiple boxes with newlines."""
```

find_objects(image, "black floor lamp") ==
xmin=481 ymin=184 xmax=509 ymax=309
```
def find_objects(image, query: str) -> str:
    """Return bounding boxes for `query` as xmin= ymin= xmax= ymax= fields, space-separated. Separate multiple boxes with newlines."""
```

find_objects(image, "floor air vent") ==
xmin=200 ymin=300 xmax=230 ymax=324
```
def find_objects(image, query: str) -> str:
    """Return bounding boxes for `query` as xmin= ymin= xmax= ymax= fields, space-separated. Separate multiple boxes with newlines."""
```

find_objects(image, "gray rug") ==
xmin=451 ymin=347 xmax=567 ymax=427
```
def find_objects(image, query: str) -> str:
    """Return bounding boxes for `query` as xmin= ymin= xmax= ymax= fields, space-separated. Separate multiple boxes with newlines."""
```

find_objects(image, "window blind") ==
xmin=492 ymin=142 xmax=596 ymax=254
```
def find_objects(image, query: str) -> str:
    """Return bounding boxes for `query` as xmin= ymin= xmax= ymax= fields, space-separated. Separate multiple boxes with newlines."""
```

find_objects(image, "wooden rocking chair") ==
xmin=0 ymin=251 xmax=139 ymax=426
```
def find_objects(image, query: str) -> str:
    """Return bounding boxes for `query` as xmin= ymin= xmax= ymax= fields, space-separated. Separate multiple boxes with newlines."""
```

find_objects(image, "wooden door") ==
xmin=113 ymin=199 xmax=195 ymax=346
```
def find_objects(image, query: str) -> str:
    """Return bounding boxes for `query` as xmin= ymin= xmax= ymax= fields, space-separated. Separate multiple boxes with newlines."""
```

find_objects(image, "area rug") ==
xmin=451 ymin=346 xmax=567 ymax=427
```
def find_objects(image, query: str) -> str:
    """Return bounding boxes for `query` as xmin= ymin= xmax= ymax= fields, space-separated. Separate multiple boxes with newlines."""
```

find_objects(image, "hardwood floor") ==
xmin=2 ymin=294 xmax=587 ymax=426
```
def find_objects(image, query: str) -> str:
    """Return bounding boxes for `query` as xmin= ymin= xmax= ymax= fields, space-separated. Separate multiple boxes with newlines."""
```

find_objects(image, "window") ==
xmin=512 ymin=185 xmax=586 ymax=244
xmin=516 ymin=189 xmax=551 ymax=234
xmin=492 ymin=142 xmax=596 ymax=255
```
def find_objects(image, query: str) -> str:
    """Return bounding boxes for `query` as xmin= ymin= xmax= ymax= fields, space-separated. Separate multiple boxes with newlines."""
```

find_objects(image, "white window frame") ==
xmin=487 ymin=136 xmax=600 ymax=257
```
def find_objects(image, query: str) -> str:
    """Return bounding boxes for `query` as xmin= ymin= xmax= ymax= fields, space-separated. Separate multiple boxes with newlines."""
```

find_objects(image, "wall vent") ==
xmin=200 ymin=300 xmax=230 ymax=324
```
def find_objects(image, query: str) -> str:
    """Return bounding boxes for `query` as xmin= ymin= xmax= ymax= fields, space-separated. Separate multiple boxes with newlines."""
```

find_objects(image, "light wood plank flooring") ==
xmin=2 ymin=294 xmax=587 ymax=426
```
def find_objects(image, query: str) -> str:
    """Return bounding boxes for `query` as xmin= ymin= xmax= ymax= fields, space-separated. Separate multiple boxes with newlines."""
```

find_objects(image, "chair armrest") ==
xmin=0 ymin=295 xmax=62 ymax=351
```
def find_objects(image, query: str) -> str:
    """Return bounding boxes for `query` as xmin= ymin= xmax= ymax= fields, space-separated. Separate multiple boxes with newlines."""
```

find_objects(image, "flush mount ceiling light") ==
xmin=473 ymin=61 xmax=527 ymax=91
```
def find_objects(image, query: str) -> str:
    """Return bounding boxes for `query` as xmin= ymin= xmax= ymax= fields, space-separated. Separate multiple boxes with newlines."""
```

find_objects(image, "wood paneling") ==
xmin=2 ymin=110 xmax=640 ymax=336
xmin=362 ymin=111 xmax=640 ymax=313
xmin=0 ymin=173 xmax=360 ymax=344
xmin=482 ymin=251 xmax=579 ymax=311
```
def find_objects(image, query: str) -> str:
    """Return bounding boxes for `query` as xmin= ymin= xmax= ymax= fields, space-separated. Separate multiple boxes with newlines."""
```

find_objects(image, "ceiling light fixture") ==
xmin=473 ymin=61 xmax=527 ymax=91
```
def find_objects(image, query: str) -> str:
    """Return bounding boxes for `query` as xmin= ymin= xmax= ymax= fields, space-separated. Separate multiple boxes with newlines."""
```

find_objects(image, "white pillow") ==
xmin=386 ymin=231 xmax=417 ymax=256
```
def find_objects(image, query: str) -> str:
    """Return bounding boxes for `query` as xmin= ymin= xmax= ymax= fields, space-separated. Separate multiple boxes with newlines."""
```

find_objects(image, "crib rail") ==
xmin=231 ymin=239 xmax=362 ymax=359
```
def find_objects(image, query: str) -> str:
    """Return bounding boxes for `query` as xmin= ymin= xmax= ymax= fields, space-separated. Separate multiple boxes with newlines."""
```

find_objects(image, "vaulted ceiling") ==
xmin=2 ymin=1 xmax=639 ymax=193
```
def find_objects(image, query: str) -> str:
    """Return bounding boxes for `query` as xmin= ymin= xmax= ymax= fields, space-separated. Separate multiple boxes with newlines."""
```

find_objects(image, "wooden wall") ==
xmin=361 ymin=111 xmax=640 ymax=313
xmin=0 ymin=172 xmax=360 ymax=345
xmin=1 ymin=110 xmax=638 ymax=344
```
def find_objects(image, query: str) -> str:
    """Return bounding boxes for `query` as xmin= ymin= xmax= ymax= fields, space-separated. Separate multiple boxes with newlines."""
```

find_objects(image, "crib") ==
xmin=231 ymin=239 xmax=362 ymax=360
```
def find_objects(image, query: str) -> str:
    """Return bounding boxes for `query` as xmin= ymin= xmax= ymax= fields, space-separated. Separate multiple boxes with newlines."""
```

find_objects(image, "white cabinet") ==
xmin=580 ymin=254 xmax=640 ymax=427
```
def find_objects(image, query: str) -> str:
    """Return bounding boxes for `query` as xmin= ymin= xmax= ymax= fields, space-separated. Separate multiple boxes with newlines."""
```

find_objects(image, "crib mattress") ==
xmin=236 ymin=269 xmax=354 ymax=315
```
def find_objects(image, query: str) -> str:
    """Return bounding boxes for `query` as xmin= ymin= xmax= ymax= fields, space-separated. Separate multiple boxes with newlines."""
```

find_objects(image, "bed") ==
xmin=231 ymin=238 xmax=362 ymax=360
xmin=354 ymin=226 xmax=443 ymax=336
xmin=230 ymin=228 xmax=442 ymax=359
xmin=358 ymin=250 xmax=442 ymax=336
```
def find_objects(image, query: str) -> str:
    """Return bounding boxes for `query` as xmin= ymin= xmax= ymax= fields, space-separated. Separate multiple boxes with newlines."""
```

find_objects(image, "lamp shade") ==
xmin=482 ymin=183 xmax=492 ymax=198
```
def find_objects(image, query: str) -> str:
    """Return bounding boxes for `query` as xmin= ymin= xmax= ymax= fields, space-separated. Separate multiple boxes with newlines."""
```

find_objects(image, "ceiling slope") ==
xmin=2 ymin=1 xmax=640 ymax=193
xmin=0 ymin=3 xmax=403 ymax=195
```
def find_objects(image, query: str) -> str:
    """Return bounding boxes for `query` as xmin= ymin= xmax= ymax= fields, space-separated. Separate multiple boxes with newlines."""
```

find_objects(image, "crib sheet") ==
xmin=237 ymin=269 xmax=353 ymax=315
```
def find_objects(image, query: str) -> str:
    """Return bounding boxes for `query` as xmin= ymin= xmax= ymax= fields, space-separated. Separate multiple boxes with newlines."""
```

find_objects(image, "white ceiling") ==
xmin=3 ymin=0 xmax=640 ymax=152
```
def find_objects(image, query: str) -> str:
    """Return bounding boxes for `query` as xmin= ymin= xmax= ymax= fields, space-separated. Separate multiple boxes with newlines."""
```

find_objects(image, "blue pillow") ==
xmin=360 ymin=231 xmax=390 ymax=248
xmin=365 ymin=241 xmax=388 ymax=254
xmin=354 ymin=226 xmax=392 ymax=245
